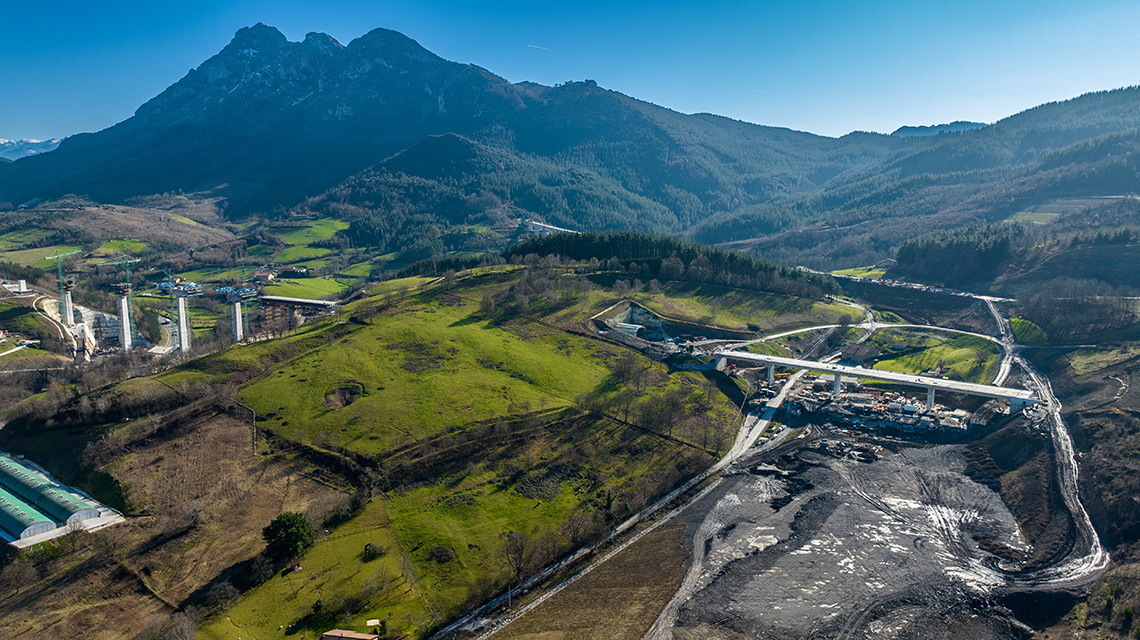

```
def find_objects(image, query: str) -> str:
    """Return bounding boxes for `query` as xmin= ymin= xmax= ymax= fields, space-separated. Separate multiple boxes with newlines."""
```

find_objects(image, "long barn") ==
xmin=0 ymin=453 xmax=112 ymax=544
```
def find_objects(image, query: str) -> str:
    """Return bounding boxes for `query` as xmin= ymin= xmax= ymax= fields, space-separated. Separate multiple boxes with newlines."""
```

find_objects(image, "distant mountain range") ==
xmin=2 ymin=23 xmax=1139 ymax=267
xmin=0 ymin=138 xmax=60 ymax=161
xmin=890 ymin=121 xmax=987 ymax=137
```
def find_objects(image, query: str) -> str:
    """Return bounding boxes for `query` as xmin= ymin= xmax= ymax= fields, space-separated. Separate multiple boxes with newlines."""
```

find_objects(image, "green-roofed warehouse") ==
xmin=0 ymin=456 xmax=99 ymax=525
xmin=0 ymin=486 xmax=55 ymax=539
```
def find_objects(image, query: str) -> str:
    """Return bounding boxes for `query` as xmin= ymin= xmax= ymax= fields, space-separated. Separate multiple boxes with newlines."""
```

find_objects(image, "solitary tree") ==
xmin=500 ymin=530 xmax=535 ymax=582
xmin=262 ymin=512 xmax=313 ymax=559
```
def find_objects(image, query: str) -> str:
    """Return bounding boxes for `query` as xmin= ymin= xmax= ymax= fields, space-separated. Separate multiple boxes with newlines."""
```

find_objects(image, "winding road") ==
xmin=451 ymin=292 xmax=1108 ymax=640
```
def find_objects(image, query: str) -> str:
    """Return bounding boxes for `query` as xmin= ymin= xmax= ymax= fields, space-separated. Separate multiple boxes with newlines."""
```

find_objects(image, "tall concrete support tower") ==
xmin=177 ymin=295 xmax=191 ymax=354
xmin=118 ymin=290 xmax=132 ymax=350
xmin=232 ymin=300 xmax=244 ymax=342
xmin=61 ymin=278 xmax=76 ymax=327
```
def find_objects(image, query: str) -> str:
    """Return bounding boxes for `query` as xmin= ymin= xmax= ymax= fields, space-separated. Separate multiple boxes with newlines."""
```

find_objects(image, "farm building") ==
xmin=320 ymin=631 xmax=378 ymax=640
xmin=0 ymin=486 xmax=55 ymax=538
xmin=0 ymin=453 xmax=106 ymax=542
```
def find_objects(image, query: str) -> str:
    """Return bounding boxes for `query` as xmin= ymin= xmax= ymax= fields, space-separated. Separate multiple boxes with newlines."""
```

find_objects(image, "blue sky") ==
xmin=4 ymin=0 xmax=1140 ymax=140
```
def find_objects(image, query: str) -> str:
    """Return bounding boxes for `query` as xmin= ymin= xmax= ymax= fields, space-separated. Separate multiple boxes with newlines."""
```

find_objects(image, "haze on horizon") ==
xmin=4 ymin=0 xmax=1140 ymax=142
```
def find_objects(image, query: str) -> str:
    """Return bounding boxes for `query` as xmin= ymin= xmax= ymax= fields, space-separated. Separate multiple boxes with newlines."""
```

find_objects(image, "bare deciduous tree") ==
xmin=500 ymin=530 xmax=535 ymax=582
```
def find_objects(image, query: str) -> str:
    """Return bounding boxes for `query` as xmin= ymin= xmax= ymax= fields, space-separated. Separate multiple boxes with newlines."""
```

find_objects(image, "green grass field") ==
xmin=611 ymin=281 xmax=850 ymax=333
xmin=340 ymin=259 xmax=381 ymax=278
xmin=0 ymin=303 xmax=52 ymax=335
xmin=1011 ymin=317 xmax=1048 ymax=344
xmin=271 ymin=219 xmax=349 ymax=264
xmin=237 ymin=301 xmax=615 ymax=455
xmin=871 ymin=329 xmax=1000 ymax=384
xmin=0 ymin=244 xmax=85 ymax=268
xmin=1009 ymin=211 xmax=1061 ymax=225
xmin=0 ymin=264 xmax=851 ymax=638
xmin=832 ymin=266 xmax=888 ymax=279
xmin=385 ymin=414 xmax=707 ymax=619
xmin=169 ymin=214 xmax=205 ymax=227
xmin=92 ymin=238 xmax=147 ymax=257
xmin=197 ymin=500 xmax=435 ymax=640
xmin=368 ymin=276 xmax=440 ymax=295
xmin=742 ymin=341 xmax=792 ymax=357
xmin=263 ymin=277 xmax=349 ymax=299
xmin=0 ymin=229 xmax=51 ymax=251
xmin=184 ymin=269 xmax=742 ymax=636
xmin=174 ymin=267 xmax=249 ymax=285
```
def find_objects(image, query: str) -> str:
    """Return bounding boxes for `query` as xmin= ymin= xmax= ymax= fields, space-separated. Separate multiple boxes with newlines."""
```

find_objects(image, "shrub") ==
xmin=429 ymin=546 xmax=456 ymax=563
xmin=262 ymin=512 xmax=313 ymax=559
xmin=362 ymin=542 xmax=386 ymax=562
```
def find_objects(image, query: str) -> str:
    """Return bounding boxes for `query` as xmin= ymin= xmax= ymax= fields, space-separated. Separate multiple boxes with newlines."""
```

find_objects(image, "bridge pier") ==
xmin=767 ymin=365 xmax=774 ymax=385
xmin=177 ymin=295 xmax=191 ymax=353
xmin=61 ymin=279 xmax=76 ymax=326
xmin=1010 ymin=397 xmax=1033 ymax=413
xmin=926 ymin=387 xmax=935 ymax=412
xmin=833 ymin=373 xmax=841 ymax=395
xmin=232 ymin=301 xmax=244 ymax=342
xmin=118 ymin=294 xmax=132 ymax=350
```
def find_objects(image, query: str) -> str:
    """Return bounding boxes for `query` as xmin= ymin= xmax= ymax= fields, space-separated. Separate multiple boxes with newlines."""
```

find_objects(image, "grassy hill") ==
xmin=0 ymin=262 xmax=847 ymax=639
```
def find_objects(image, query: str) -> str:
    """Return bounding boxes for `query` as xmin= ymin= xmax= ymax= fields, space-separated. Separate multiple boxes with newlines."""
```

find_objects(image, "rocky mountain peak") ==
xmin=302 ymin=31 xmax=344 ymax=55
xmin=226 ymin=22 xmax=289 ymax=52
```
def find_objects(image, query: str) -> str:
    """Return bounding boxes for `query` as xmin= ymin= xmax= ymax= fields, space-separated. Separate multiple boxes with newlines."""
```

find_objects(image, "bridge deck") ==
xmin=260 ymin=295 xmax=338 ymax=308
xmin=719 ymin=351 xmax=1037 ymax=403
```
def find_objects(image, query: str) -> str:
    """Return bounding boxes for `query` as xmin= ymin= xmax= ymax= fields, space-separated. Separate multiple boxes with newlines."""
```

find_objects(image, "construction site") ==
xmin=783 ymin=379 xmax=983 ymax=433
xmin=10 ymin=249 xmax=339 ymax=365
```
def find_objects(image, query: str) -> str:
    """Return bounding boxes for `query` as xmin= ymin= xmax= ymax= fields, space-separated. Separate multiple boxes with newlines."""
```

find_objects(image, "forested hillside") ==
xmin=2 ymin=25 xmax=1140 ymax=272
xmin=0 ymin=24 xmax=909 ymax=231
xmin=693 ymin=87 xmax=1140 ymax=269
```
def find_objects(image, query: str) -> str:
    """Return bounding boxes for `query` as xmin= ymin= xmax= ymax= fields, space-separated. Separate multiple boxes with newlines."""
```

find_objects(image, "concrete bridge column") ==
xmin=232 ymin=301 xmax=244 ymax=342
xmin=61 ymin=290 xmax=75 ymax=327
xmin=119 ymin=295 xmax=132 ymax=350
xmin=177 ymin=295 xmax=191 ymax=353
xmin=926 ymin=387 xmax=935 ymax=412
xmin=767 ymin=365 xmax=775 ymax=385
xmin=833 ymin=373 xmax=841 ymax=395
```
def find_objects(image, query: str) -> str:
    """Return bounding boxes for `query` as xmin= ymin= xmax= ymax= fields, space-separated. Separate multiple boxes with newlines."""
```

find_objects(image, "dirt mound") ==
xmin=323 ymin=381 xmax=364 ymax=409
xmin=965 ymin=419 xmax=1074 ymax=568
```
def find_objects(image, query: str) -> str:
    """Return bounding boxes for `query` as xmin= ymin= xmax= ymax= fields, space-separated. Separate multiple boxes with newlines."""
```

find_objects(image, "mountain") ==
xmin=0 ymin=23 xmax=910 ymax=224
xmin=890 ymin=121 xmax=987 ymax=137
xmin=691 ymin=87 xmax=1140 ymax=268
xmin=2 ymin=24 xmax=1140 ymax=268
xmin=0 ymin=138 xmax=60 ymax=161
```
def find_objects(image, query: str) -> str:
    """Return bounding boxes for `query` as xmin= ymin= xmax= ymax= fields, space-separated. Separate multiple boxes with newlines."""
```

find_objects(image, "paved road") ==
xmin=444 ymin=292 xmax=1106 ymax=639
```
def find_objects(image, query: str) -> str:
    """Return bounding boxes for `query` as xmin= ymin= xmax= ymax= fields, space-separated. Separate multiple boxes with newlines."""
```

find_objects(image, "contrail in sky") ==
xmin=528 ymin=44 xmax=560 ymax=53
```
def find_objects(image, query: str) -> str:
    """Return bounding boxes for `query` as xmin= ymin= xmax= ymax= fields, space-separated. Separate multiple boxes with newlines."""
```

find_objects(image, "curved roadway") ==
xmin=449 ymin=294 xmax=1108 ymax=639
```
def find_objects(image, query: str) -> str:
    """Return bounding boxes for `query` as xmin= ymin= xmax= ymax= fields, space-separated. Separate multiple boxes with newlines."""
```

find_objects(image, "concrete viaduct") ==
xmin=717 ymin=351 xmax=1040 ymax=413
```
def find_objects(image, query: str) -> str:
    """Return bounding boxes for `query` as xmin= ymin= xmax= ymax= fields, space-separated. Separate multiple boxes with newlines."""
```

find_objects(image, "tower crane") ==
xmin=46 ymin=249 xmax=81 ymax=324
xmin=96 ymin=254 xmax=142 ymax=349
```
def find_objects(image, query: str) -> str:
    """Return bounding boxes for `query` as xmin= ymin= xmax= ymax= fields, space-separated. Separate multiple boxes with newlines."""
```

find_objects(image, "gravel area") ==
xmin=649 ymin=442 xmax=1035 ymax=640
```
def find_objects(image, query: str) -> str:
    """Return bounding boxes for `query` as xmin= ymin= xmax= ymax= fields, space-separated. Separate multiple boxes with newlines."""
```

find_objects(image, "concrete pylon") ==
xmin=832 ymin=373 xmax=841 ymax=395
xmin=232 ymin=300 xmax=244 ymax=342
xmin=767 ymin=365 xmax=775 ymax=386
xmin=926 ymin=387 xmax=935 ymax=412
xmin=119 ymin=295 xmax=132 ymax=349
xmin=61 ymin=282 xmax=75 ymax=327
xmin=177 ymin=295 xmax=191 ymax=353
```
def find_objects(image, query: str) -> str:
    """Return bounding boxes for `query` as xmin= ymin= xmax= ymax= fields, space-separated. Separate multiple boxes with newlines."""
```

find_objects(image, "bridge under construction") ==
xmin=717 ymin=351 xmax=1039 ymax=412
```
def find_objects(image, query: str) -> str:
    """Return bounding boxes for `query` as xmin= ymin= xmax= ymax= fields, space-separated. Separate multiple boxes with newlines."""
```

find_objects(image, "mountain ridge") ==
xmin=2 ymin=23 xmax=1140 ymax=267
